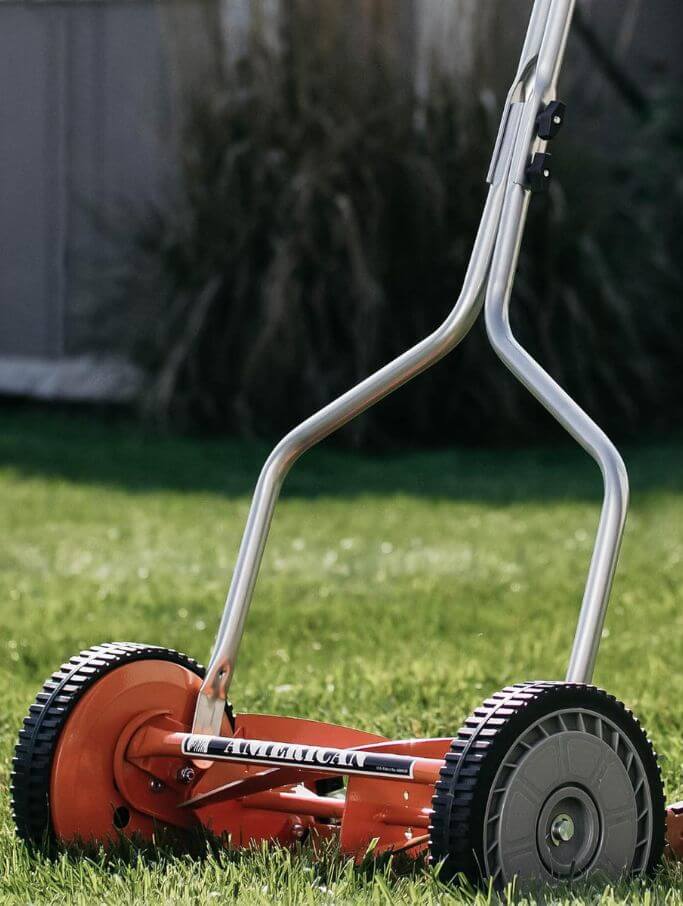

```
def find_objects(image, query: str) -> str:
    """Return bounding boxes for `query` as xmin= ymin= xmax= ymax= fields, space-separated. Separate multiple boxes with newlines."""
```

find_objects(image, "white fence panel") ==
xmin=0 ymin=0 xmax=173 ymax=358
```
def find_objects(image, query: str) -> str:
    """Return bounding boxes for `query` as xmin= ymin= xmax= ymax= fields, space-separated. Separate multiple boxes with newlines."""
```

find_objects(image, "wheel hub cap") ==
xmin=538 ymin=787 xmax=600 ymax=876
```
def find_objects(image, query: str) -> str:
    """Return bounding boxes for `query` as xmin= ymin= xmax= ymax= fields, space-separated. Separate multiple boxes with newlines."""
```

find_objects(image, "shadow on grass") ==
xmin=24 ymin=825 xmax=426 ymax=883
xmin=1 ymin=404 xmax=682 ymax=504
xmin=19 ymin=822 xmax=682 ymax=902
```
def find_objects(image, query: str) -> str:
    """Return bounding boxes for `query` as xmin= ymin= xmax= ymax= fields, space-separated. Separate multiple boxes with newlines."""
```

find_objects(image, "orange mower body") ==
xmin=46 ymin=653 xmax=446 ymax=858
xmin=12 ymin=644 xmax=681 ymax=888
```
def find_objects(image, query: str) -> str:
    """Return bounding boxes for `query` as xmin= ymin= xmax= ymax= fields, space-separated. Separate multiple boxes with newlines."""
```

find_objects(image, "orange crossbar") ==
xmin=238 ymin=791 xmax=431 ymax=828
xmin=242 ymin=790 xmax=345 ymax=820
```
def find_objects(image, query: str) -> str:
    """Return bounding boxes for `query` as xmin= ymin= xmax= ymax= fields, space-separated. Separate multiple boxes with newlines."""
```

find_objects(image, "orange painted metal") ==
xmin=128 ymin=713 xmax=388 ymax=807
xmin=52 ymin=667 xmax=449 ymax=859
xmin=389 ymin=832 xmax=431 ymax=854
xmin=235 ymin=789 xmax=430 ymax=829
xmin=177 ymin=714 xmax=387 ymax=846
xmin=126 ymin=711 xmax=452 ymax=854
xmin=50 ymin=659 xmax=206 ymax=843
xmin=666 ymin=802 xmax=683 ymax=861
xmin=339 ymin=738 xmax=452 ymax=859
xmin=241 ymin=789 xmax=345 ymax=820
xmin=178 ymin=767 xmax=307 ymax=808
xmin=112 ymin=709 xmax=197 ymax=828
xmin=378 ymin=804 xmax=432 ymax=828
xmin=124 ymin=712 xmax=450 ymax=852
xmin=236 ymin=714 xmax=387 ymax=749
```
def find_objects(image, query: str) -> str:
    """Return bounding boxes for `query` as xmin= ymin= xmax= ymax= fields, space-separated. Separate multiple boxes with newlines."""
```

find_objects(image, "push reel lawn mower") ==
xmin=11 ymin=0 xmax=682 ymax=889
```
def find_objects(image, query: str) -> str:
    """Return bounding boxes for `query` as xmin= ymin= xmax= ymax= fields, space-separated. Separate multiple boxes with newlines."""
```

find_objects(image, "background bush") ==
xmin=108 ymin=3 xmax=683 ymax=448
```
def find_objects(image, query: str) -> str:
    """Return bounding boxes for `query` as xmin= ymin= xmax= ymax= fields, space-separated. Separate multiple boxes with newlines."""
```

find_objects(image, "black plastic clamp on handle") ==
xmin=525 ymin=152 xmax=552 ymax=193
xmin=536 ymin=100 xmax=566 ymax=141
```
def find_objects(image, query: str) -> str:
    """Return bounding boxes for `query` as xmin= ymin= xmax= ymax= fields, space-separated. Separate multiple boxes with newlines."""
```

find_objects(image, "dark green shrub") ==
xmin=108 ymin=7 xmax=683 ymax=447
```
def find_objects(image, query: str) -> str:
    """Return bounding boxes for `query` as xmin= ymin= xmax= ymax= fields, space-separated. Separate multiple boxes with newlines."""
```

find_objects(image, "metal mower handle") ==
xmin=193 ymin=0 xmax=627 ymax=738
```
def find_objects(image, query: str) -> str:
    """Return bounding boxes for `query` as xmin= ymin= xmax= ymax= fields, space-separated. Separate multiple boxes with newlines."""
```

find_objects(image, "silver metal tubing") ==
xmin=192 ymin=180 xmax=506 ymax=734
xmin=484 ymin=186 xmax=628 ymax=685
xmin=193 ymin=0 xmax=624 ymax=733
xmin=483 ymin=2 xmax=629 ymax=685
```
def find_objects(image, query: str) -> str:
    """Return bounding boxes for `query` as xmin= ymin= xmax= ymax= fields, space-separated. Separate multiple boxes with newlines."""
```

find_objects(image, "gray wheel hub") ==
xmin=537 ymin=785 xmax=601 ymax=876
xmin=484 ymin=708 xmax=652 ymax=885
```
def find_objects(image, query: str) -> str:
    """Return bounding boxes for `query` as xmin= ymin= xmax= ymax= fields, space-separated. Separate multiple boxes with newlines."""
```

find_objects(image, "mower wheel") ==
xmin=11 ymin=642 xmax=233 ymax=849
xmin=429 ymin=682 xmax=665 ymax=888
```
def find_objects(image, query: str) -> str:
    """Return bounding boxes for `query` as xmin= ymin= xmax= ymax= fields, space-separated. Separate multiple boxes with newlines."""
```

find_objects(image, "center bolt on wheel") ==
xmin=550 ymin=814 xmax=575 ymax=846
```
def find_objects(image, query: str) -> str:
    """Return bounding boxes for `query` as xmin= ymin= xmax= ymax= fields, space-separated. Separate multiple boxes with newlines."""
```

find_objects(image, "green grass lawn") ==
xmin=0 ymin=409 xmax=681 ymax=904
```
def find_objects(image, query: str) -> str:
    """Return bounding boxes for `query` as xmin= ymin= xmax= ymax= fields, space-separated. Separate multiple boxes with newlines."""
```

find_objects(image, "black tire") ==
xmin=429 ymin=682 xmax=665 ymax=888
xmin=10 ymin=642 xmax=233 ymax=849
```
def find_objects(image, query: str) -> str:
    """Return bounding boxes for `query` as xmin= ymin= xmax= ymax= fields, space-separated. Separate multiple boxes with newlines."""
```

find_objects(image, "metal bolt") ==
xmin=177 ymin=766 xmax=196 ymax=785
xmin=291 ymin=822 xmax=306 ymax=840
xmin=149 ymin=777 xmax=165 ymax=793
xmin=551 ymin=813 xmax=575 ymax=846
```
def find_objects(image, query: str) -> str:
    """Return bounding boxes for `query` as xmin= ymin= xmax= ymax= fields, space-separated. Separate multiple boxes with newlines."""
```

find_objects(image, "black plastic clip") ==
xmin=536 ymin=100 xmax=566 ymax=141
xmin=525 ymin=153 xmax=552 ymax=193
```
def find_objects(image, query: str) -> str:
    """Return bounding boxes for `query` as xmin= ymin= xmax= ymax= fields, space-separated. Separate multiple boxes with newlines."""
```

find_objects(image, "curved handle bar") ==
xmin=193 ymin=0 xmax=624 ymax=736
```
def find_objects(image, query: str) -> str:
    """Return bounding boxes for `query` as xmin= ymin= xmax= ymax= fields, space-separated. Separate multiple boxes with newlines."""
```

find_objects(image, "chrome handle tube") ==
xmin=483 ymin=0 xmax=629 ymax=685
xmin=193 ymin=0 xmax=621 ymax=734
xmin=484 ymin=186 xmax=628 ymax=685
xmin=192 ymin=181 xmax=506 ymax=734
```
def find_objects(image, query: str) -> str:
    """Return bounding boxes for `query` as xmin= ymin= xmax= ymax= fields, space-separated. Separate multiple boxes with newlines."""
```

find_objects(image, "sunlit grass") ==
xmin=0 ymin=409 xmax=681 ymax=904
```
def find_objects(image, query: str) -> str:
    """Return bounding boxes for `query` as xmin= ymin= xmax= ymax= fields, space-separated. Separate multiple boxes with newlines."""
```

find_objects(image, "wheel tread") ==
xmin=9 ymin=642 xmax=232 ymax=849
xmin=428 ymin=681 xmax=665 ymax=886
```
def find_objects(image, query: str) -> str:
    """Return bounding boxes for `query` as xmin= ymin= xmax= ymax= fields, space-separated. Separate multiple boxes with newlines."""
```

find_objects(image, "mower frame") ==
xmin=193 ymin=0 xmax=628 ymax=738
